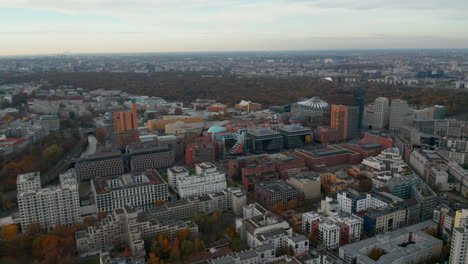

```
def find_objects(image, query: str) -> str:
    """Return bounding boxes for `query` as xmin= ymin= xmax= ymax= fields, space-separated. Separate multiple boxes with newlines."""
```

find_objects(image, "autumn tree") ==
xmin=154 ymin=200 xmax=166 ymax=207
xmin=95 ymin=128 xmax=106 ymax=144
xmin=1 ymin=224 xmax=19 ymax=242
xmin=174 ymin=107 xmax=183 ymax=115
xmin=176 ymin=228 xmax=191 ymax=242
xmin=147 ymin=253 xmax=160 ymax=264
xmin=272 ymin=201 xmax=286 ymax=213
xmin=42 ymin=144 xmax=64 ymax=164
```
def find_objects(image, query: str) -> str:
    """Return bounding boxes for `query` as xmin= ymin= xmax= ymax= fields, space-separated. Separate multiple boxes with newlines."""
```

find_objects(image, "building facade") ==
xmin=17 ymin=171 xmax=81 ymax=232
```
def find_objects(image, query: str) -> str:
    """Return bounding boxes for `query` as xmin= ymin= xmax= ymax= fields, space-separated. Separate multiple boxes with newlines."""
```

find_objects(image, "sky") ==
xmin=1 ymin=0 xmax=468 ymax=55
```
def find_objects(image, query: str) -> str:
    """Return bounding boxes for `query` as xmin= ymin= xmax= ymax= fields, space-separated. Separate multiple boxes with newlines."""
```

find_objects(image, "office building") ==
xmin=185 ymin=140 xmax=216 ymax=166
xmin=113 ymin=99 xmax=139 ymax=148
xmin=331 ymin=104 xmax=359 ymax=140
xmin=17 ymin=171 xmax=81 ymax=232
xmin=254 ymin=180 xmax=300 ymax=209
xmin=286 ymin=171 xmax=321 ymax=200
xmin=278 ymin=125 xmax=312 ymax=149
xmin=389 ymin=99 xmax=410 ymax=131
xmin=91 ymin=170 xmax=168 ymax=212
xmin=127 ymin=141 xmax=174 ymax=171
xmin=175 ymin=162 xmax=227 ymax=198
xmin=294 ymin=145 xmax=361 ymax=172
xmin=363 ymin=97 xmax=389 ymax=129
xmin=363 ymin=132 xmax=393 ymax=149
xmin=240 ymin=156 xmax=279 ymax=192
xmin=412 ymin=182 xmax=437 ymax=221
xmin=74 ymin=147 xmax=125 ymax=180
xmin=246 ymin=127 xmax=283 ymax=154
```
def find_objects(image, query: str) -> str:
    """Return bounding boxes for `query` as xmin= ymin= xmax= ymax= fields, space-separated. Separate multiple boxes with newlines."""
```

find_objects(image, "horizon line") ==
xmin=2 ymin=48 xmax=468 ymax=58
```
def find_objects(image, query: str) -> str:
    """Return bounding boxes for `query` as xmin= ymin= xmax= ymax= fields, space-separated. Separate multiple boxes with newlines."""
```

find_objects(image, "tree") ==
xmin=176 ymin=228 xmax=191 ymax=242
xmin=95 ymin=128 xmax=106 ymax=144
xmin=42 ymin=144 xmax=64 ymax=164
xmin=1 ymin=224 xmax=18 ymax=242
xmin=193 ymin=237 xmax=205 ymax=252
xmin=124 ymin=247 xmax=131 ymax=257
xmin=147 ymin=253 xmax=160 ymax=264
xmin=181 ymin=240 xmax=194 ymax=257
xmin=368 ymin=248 xmax=385 ymax=261
xmin=231 ymin=235 xmax=242 ymax=251
xmin=288 ymin=200 xmax=299 ymax=209
xmin=174 ymin=107 xmax=183 ymax=115
xmin=272 ymin=201 xmax=285 ymax=213
xmin=154 ymin=200 xmax=166 ymax=207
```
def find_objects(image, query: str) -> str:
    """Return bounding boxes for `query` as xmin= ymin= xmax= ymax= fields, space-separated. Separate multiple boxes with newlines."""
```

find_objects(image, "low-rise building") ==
xmin=286 ymin=171 xmax=321 ymax=200
xmin=254 ymin=180 xmax=300 ymax=209
xmin=175 ymin=162 xmax=227 ymax=198
xmin=339 ymin=221 xmax=442 ymax=264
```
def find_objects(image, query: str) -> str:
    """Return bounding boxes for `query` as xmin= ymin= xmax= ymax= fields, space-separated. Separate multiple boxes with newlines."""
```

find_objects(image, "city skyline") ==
xmin=1 ymin=0 xmax=468 ymax=55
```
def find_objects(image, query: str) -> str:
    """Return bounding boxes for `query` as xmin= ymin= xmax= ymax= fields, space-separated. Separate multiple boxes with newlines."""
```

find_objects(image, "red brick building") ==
xmin=363 ymin=132 xmax=393 ymax=149
xmin=185 ymin=139 xmax=215 ymax=166
xmin=268 ymin=153 xmax=309 ymax=179
xmin=294 ymin=145 xmax=361 ymax=172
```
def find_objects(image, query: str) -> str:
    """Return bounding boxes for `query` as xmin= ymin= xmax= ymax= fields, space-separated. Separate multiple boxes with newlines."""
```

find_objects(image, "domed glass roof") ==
xmin=207 ymin=126 xmax=226 ymax=133
xmin=297 ymin=96 xmax=328 ymax=110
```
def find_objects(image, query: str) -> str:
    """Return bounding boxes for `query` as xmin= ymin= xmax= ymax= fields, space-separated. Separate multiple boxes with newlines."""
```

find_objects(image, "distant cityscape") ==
xmin=0 ymin=51 xmax=467 ymax=264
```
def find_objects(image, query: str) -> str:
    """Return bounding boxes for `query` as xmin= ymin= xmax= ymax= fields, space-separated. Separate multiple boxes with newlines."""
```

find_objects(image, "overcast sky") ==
xmin=1 ymin=0 xmax=467 ymax=55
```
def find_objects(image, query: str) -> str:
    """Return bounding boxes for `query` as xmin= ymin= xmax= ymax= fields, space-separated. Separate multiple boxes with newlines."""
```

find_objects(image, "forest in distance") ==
xmin=3 ymin=71 xmax=468 ymax=118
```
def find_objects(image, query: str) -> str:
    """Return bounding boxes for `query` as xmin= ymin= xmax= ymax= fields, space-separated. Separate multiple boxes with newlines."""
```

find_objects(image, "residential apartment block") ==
xmin=17 ymin=171 xmax=81 ymax=232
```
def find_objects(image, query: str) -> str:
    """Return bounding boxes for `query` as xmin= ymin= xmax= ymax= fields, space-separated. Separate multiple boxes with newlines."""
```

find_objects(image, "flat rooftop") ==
xmin=247 ymin=127 xmax=280 ymax=137
xmin=92 ymin=170 xmax=166 ymax=194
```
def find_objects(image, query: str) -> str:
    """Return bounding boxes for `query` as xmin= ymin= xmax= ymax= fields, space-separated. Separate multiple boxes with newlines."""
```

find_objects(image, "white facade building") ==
xmin=91 ymin=170 xmax=168 ymax=212
xmin=373 ymin=97 xmax=389 ymax=129
xmin=175 ymin=162 xmax=227 ymax=198
xmin=17 ymin=170 xmax=81 ymax=232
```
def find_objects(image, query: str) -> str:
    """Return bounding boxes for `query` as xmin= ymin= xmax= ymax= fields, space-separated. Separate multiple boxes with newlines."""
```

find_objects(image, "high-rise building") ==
xmin=373 ymin=97 xmax=390 ymax=129
xmin=449 ymin=209 xmax=468 ymax=264
xmin=331 ymin=104 xmax=359 ymax=140
xmin=17 ymin=171 xmax=81 ymax=232
xmin=389 ymin=99 xmax=410 ymax=131
xmin=114 ymin=99 xmax=139 ymax=148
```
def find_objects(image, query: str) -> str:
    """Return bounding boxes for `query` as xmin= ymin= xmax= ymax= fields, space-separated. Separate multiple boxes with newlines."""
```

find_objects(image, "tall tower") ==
xmin=389 ymin=99 xmax=409 ymax=131
xmin=374 ymin=97 xmax=390 ymax=129
xmin=331 ymin=105 xmax=359 ymax=140
xmin=113 ymin=99 xmax=140 ymax=148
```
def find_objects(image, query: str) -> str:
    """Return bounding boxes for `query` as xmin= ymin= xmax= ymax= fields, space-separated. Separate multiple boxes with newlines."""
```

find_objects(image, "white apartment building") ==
xmin=450 ymin=209 xmax=468 ymax=264
xmin=167 ymin=166 xmax=188 ymax=189
xmin=91 ymin=170 xmax=168 ymax=212
xmin=336 ymin=189 xmax=391 ymax=214
xmin=76 ymin=207 xmax=197 ymax=257
xmin=302 ymin=211 xmax=362 ymax=249
xmin=175 ymin=162 xmax=227 ymax=198
xmin=236 ymin=203 xmax=309 ymax=256
xmin=17 ymin=170 xmax=81 ymax=232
